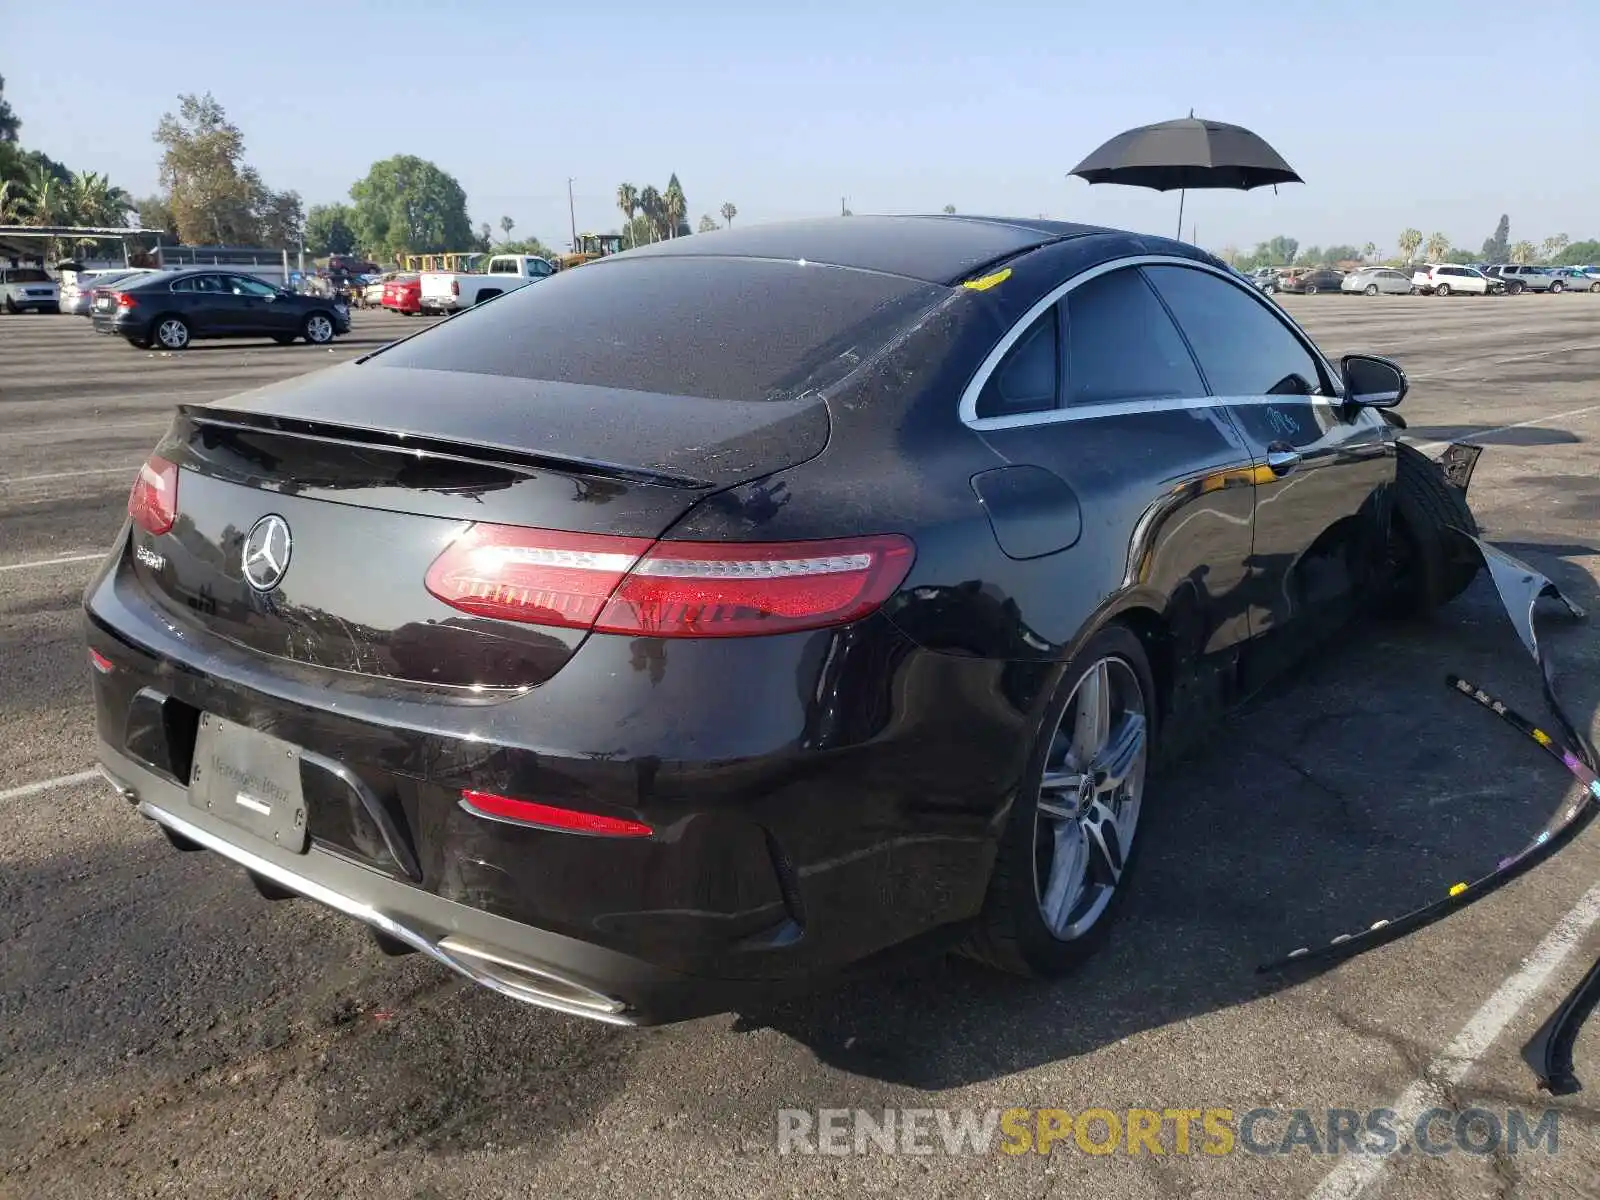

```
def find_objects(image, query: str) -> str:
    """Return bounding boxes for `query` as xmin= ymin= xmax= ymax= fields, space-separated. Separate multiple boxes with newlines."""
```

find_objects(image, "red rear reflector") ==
xmin=128 ymin=454 xmax=178 ymax=535
xmin=88 ymin=648 xmax=115 ymax=674
xmin=459 ymin=789 xmax=653 ymax=837
xmin=425 ymin=527 xmax=915 ymax=637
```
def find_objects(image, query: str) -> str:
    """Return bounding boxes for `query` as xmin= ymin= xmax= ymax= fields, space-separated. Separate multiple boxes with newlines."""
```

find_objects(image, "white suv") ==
xmin=1411 ymin=264 xmax=1502 ymax=296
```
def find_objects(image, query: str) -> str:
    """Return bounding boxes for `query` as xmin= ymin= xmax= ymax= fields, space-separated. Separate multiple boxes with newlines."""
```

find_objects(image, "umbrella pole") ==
xmin=1176 ymin=189 xmax=1186 ymax=240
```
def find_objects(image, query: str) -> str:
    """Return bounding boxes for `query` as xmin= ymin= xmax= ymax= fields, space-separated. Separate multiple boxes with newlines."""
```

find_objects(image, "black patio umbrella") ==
xmin=1068 ymin=112 xmax=1302 ymax=239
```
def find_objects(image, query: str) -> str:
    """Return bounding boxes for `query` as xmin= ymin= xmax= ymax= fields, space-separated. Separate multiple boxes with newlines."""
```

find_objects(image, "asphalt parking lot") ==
xmin=4 ymin=295 xmax=1600 ymax=1200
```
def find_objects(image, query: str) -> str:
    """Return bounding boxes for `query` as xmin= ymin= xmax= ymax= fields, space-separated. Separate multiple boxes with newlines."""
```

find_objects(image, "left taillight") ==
xmin=112 ymin=291 xmax=137 ymax=309
xmin=424 ymin=526 xmax=916 ymax=638
xmin=128 ymin=455 xmax=178 ymax=535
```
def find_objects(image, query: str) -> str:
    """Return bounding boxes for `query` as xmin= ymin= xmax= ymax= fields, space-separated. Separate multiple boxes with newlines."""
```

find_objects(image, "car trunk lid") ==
xmin=133 ymin=363 xmax=830 ymax=690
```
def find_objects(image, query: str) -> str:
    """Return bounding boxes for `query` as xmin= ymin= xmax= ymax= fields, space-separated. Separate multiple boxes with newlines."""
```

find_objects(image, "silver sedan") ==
xmin=1340 ymin=267 xmax=1416 ymax=296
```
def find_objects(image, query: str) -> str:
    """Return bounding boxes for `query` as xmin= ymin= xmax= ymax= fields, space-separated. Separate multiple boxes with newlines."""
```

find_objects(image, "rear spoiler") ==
xmin=178 ymin=404 xmax=713 ymax=491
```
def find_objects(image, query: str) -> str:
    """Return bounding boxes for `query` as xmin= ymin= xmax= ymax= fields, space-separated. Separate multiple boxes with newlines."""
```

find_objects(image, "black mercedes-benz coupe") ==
xmin=84 ymin=216 xmax=1477 ymax=1024
xmin=91 ymin=268 xmax=350 ymax=350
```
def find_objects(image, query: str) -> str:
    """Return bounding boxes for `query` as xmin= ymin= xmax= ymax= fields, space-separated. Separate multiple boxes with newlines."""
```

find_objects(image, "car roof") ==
xmin=599 ymin=214 xmax=1122 ymax=286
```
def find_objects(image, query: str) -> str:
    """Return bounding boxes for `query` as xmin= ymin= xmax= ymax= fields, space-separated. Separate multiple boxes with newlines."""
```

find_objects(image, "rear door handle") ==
xmin=1265 ymin=449 xmax=1301 ymax=475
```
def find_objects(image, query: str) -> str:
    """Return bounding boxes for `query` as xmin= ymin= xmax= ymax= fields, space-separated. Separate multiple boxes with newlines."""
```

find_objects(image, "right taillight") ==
xmin=112 ymin=291 xmax=137 ymax=309
xmin=425 ymin=525 xmax=915 ymax=638
xmin=450 ymin=280 xmax=460 ymax=296
xmin=128 ymin=455 xmax=178 ymax=535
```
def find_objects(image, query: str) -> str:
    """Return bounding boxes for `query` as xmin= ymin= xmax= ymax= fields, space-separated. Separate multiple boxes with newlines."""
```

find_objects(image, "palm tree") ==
xmin=638 ymin=186 xmax=663 ymax=243
xmin=0 ymin=177 xmax=20 ymax=223
xmin=1362 ymin=242 xmax=1377 ymax=262
xmin=663 ymin=174 xmax=686 ymax=239
xmin=1541 ymin=234 xmax=1569 ymax=263
xmin=616 ymin=183 xmax=639 ymax=246
xmin=720 ymin=201 xmax=736 ymax=227
xmin=1422 ymin=231 xmax=1450 ymax=263
xmin=1398 ymin=228 xmax=1423 ymax=263
xmin=500 ymin=215 xmax=515 ymax=243
xmin=1508 ymin=240 xmax=1536 ymax=265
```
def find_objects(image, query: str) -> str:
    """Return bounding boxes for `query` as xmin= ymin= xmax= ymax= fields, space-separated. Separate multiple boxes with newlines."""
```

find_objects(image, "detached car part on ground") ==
xmin=87 ymin=215 xmax=1491 ymax=1026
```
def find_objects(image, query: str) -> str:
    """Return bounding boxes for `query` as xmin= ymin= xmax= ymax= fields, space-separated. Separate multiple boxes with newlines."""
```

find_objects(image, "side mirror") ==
xmin=1341 ymin=353 xmax=1408 ymax=408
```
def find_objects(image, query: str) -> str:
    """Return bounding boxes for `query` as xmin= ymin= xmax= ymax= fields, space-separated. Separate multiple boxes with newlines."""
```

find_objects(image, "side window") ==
xmin=1143 ymin=265 xmax=1326 ymax=397
xmin=169 ymin=277 xmax=195 ymax=293
xmin=975 ymin=307 xmax=1059 ymax=418
xmin=193 ymin=275 xmax=224 ymax=294
xmin=228 ymin=276 xmax=277 ymax=297
xmin=1064 ymin=267 xmax=1204 ymax=405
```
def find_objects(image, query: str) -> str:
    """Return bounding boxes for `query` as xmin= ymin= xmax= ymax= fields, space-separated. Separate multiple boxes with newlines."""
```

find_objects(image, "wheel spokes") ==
xmin=1090 ymin=713 xmax=1147 ymax=795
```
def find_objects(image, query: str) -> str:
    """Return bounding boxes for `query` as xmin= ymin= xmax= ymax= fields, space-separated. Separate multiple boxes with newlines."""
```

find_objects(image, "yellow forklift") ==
xmin=554 ymin=232 xmax=625 ymax=272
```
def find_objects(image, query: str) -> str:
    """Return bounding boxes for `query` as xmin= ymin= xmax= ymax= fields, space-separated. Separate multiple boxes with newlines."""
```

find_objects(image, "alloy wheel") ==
xmin=157 ymin=319 xmax=189 ymax=349
xmin=1032 ymin=656 xmax=1148 ymax=941
xmin=306 ymin=315 xmax=334 ymax=343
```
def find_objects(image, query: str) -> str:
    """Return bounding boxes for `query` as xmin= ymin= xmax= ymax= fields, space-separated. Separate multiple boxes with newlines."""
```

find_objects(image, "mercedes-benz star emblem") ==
xmin=241 ymin=515 xmax=292 ymax=592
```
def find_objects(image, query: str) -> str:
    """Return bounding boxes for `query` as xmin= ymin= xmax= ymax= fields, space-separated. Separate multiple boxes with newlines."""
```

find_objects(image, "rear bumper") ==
xmin=83 ymin=532 xmax=1026 ymax=1022
xmin=97 ymin=742 xmax=701 ymax=1024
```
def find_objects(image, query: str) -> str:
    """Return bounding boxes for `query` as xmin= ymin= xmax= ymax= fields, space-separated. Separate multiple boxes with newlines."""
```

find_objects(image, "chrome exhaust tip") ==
xmin=438 ymin=936 xmax=627 ymax=1018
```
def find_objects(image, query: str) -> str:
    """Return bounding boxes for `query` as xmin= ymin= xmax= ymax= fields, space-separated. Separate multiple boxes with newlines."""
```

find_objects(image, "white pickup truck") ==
xmin=419 ymin=254 xmax=555 ymax=315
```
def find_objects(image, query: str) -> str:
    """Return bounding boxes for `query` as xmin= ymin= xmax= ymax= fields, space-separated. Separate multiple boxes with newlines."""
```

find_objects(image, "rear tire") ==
xmin=154 ymin=315 xmax=190 ymax=350
xmin=963 ymin=624 xmax=1156 ymax=979
xmin=1305 ymin=284 xmax=1319 ymax=295
xmin=1378 ymin=442 xmax=1481 ymax=617
xmin=1435 ymin=283 xmax=1451 ymax=297
xmin=1549 ymin=280 xmax=1564 ymax=294
xmin=1365 ymin=284 xmax=1379 ymax=296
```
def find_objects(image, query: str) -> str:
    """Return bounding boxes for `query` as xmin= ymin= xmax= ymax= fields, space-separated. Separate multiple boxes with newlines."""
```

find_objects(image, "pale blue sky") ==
xmin=7 ymin=0 xmax=1597 ymax=255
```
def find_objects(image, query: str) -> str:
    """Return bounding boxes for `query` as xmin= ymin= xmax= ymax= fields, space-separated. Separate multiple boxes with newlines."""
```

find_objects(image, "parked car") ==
xmin=419 ymin=253 xmax=555 ymax=315
xmin=1340 ymin=267 xmax=1415 ymax=296
xmin=91 ymin=268 xmax=351 ymax=350
xmin=1 ymin=266 xmax=59 ymax=313
xmin=59 ymin=268 xmax=156 ymax=315
xmin=86 ymin=215 xmax=1478 ymax=1025
xmin=1549 ymin=267 xmax=1600 ymax=293
xmin=1251 ymin=266 xmax=1287 ymax=293
xmin=1275 ymin=267 xmax=1345 ymax=295
xmin=1485 ymin=264 xmax=1563 ymax=294
xmin=1411 ymin=264 xmax=1503 ymax=296
xmin=382 ymin=273 xmax=423 ymax=315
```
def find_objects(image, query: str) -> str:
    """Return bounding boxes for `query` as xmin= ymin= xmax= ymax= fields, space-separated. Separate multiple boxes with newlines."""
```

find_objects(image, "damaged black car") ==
xmin=83 ymin=215 xmax=1479 ymax=1024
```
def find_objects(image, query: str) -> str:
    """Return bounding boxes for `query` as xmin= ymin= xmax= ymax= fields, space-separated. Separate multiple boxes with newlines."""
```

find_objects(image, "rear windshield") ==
xmin=373 ymin=256 xmax=947 ymax=401
xmin=5 ymin=269 xmax=50 ymax=283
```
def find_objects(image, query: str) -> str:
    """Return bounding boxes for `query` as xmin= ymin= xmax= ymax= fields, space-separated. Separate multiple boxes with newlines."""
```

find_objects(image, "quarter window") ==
xmin=1143 ymin=265 xmax=1326 ymax=397
xmin=1063 ymin=267 xmax=1204 ymax=406
xmin=976 ymin=308 xmax=1059 ymax=418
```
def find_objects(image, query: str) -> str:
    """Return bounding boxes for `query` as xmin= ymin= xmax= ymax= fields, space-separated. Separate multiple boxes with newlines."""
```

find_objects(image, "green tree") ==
xmin=697 ymin=214 xmax=718 ymax=233
xmin=1362 ymin=242 xmax=1378 ymax=261
xmin=499 ymin=215 xmax=515 ymax=243
xmin=623 ymin=213 xmax=654 ymax=248
xmin=257 ymin=189 xmax=304 ymax=248
xmin=0 ymin=73 xmax=19 ymax=143
xmin=154 ymin=93 xmax=268 ymax=244
xmin=1322 ymin=244 xmax=1361 ymax=264
xmin=663 ymin=174 xmax=687 ymax=239
xmin=616 ymin=183 xmax=639 ymax=246
xmin=1508 ymin=240 xmax=1536 ymax=264
xmin=1296 ymin=245 xmax=1324 ymax=266
xmin=1555 ymin=239 xmax=1600 ymax=266
xmin=349 ymin=154 xmax=475 ymax=259
xmin=136 ymin=194 xmax=178 ymax=242
xmin=942 ymin=204 xmax=956 ymax=214
xmin=1541 ymin=234 xmax=1569 ymax=262
xmin=1483 ymin=214 xmax=1511 ymax=262
xmin=1398 ymin=228 xmax=1423 ymax=262
xmin=496 ymin=236 xmax=558 ymax=259
xmin=637 ymin=185 xmax=663 ymax=242
xmin=720 ymin=200 xmax=736 ymax=228
xmin=1423 ymin=231 xmax=1451 ymax=261
xmin=1219 ymin=244 xmax=1239 ymax=265
xmin=0 ymin=179 xmax=21 ymax=222
xmin=1266 ymin=235 xmax=1298 ymax=265
xmin=304 ymin=203 xmax=357 ymax=255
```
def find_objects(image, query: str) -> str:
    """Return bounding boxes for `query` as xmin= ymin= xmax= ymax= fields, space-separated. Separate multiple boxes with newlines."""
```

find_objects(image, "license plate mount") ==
xmin=189 ymin=714 xmax=309 ymax=853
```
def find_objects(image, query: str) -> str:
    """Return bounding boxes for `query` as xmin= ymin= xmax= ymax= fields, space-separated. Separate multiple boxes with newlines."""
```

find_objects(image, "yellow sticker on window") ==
xmin=963 ymin=268 xmax=1012 ymax=292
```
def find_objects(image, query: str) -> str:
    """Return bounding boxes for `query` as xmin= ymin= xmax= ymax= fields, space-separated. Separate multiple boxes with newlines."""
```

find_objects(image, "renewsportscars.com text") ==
xmin=776 ymin=1106 xmax=1560 ymax=1158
